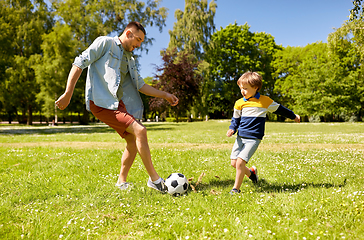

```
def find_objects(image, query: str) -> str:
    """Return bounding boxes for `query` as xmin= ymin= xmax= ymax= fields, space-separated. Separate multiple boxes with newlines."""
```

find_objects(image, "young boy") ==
xmin=226 ymin=72 xmax=300 ymax=195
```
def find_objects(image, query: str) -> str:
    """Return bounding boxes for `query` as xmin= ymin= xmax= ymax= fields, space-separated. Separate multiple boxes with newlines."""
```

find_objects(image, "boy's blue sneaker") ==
xmin=229 ymin=188 xmax=241 ymax=195
xmin=249 ymin=166 xmax=258 ymax=183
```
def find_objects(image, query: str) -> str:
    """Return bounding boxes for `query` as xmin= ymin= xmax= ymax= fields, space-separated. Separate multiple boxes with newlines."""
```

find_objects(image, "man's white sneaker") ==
xmin=115 ymin=182 xmax=133 ymax=191
xmin=147 ymin=178 xmax=167 ymax=193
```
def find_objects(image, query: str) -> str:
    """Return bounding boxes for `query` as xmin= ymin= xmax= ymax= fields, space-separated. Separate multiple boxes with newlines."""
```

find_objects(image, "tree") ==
xmin=327 ymin=16 xmax=364 ymax=120
xmin=168 ymin=0 xmax=216 ymax=60
xmin=205 ymin=23 xmax=281 ymax=118
xmin=0 ymin=0 xmax=53 ymax=124
xmin=166 ymin=0 xmax=216 ymax=119
xmin=35 ymin=0 xmax=168 ymax=124
xmin=350 ymin=0 xmax=364 ymax=21
xmin=140 ymin=76 xmax=154 ymax=120
xmin=0 ymin=1 xmax=16 ymax=123
xmin=273 ymin=40 xmax=362 ymax=122
xmin=271 ymin=45 xmax=306 ymax=118
xmin=33 ymin=23 xmax=78 ymax=121
xmin=150 ymin=49 xmax=203 ymax=122
xmin=272 ymin=0 xmax=364 ymax=121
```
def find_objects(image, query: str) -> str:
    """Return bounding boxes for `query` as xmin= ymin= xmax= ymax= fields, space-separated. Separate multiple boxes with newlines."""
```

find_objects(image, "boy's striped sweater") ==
xmin=229 ymin=93 xmax=296 ymax=140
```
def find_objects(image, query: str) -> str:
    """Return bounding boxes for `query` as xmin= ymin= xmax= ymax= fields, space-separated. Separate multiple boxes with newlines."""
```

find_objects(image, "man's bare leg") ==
xmin=116 ymin=133 xmax=138 ymax=184
xmin=125 ymin=120 xmax=159 ymax=181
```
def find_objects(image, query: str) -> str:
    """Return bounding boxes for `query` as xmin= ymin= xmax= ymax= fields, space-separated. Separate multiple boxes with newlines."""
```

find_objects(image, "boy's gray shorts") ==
xmin=230 ymin=137 xmax=261 ymax=163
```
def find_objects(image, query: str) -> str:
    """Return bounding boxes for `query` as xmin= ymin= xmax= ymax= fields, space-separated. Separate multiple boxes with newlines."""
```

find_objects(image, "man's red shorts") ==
xmin=90 ymin=100 xmax=135 ymax=138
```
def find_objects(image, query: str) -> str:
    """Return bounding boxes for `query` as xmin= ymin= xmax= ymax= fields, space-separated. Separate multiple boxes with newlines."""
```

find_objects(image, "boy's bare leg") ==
xmin=126 ymin=120 xmax=160 ymax=181
xmin=232 ymin=158 xmax=251 ymax=190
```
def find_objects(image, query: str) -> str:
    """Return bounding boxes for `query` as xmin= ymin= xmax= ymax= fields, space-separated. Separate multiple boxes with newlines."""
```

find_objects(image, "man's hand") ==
xmin=55 ymin=93 xmax=71 ymax=110
xmin=165 ymin=93 xmax=179 ymax=106
xmin=55 ymin=65 xmax=82 ymax=110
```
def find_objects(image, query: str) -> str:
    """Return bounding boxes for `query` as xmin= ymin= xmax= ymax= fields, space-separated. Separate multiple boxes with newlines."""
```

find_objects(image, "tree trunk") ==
xmin=27 ymin=104 xmax=33 ymax=125
xmin=79 ymin=109 xmax=89 ymax=125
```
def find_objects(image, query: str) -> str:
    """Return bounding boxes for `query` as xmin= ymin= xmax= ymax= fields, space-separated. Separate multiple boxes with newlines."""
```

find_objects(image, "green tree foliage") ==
xmin=272 ymin=46 xmax=306 ymax=109
xmin=0 ymin=2 xmax=15 ymax=123
xmin=33 ymin=0 xmax=168 ymax=124
xmin=33 ymin=23 xmax=79 ymax=119
xmin=150 ymin=49 xmax=203 ymax=122
xmin=205 ymin=23 xmax=281 ymax=118
xmin=275 ymin=0 xmax=364 ymax=122
xmin=273 ymin=40 xmax=362 ymax=121
xmin=328 ymin=17 xmax=364 ymax=120
xmin=168 ymin=0 xmax=216 ymax=59
xmin=0 ymin=0 xmax=53 ymax=124
xmin=273 ymin=0 xmax=364 ymax=122
xmin=350 ymin=0 xmax=363 ymax=20
xmin=166 ymin=0 xmax=216 ymax=119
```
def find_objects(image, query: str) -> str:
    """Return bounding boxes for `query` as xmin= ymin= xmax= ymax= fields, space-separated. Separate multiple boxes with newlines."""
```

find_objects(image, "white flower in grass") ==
xmin=59 ymin=235 xmax=63 ymax=238
xmin=224 ymin=228 xmax=228 ymax=232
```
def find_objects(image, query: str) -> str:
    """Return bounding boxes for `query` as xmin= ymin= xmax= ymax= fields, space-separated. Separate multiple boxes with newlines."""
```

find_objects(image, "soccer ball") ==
xmin=165 ymin=173 xmax=189 ymax=196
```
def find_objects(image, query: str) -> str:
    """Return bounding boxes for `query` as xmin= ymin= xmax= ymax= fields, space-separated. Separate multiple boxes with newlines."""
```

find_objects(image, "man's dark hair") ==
xmin=126 ymin=21 xmax=146 ymax=35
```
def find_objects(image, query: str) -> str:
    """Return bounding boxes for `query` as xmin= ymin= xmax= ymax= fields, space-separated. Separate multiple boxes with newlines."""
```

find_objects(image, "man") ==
xmin=55 ymin=22 xmax=178 ymax=193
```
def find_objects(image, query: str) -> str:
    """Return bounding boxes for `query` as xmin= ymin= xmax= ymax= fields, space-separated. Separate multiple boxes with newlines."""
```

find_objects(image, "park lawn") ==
xmin=0 ymin=121 xmax=363 ymax=239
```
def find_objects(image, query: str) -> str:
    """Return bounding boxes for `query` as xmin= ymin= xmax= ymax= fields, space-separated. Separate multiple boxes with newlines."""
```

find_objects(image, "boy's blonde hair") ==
xmin=237 ymin=72 xmax=262 ymax=92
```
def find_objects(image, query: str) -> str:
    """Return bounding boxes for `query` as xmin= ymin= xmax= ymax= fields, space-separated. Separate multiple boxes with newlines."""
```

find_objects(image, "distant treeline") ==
xmin=1 ymin=0 xmax=363 ymax=124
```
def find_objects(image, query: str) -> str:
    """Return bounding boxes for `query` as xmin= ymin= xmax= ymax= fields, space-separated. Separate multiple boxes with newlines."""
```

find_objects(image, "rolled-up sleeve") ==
xmin=136 ymin=75 xmax=145 ymax=90
xmin=73 ymin=37 xmax=107 ymax=69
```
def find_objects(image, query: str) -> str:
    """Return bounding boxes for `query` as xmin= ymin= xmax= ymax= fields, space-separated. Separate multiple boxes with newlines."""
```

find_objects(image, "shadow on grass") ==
xmin=0 ymin=125 xmax=115 ymax=135
xmin=256 ymin=178 xmax=347 ymax=193
xmin=190 ymin=179 xmax=235 ymax=192
xmin=145 ymin=123 xmax=187 ymax=132
xmin=0 ymin=123 xmax=183 ymax=135
xmin=190 ymin=178 xmax=347 ymax=194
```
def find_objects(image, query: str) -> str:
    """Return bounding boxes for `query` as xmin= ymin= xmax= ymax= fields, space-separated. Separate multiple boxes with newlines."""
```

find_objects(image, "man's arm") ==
xmin=55 ymin=65 xmax=83 ymax=110
xmin=139 ymin=84 xmax=179 ymax=106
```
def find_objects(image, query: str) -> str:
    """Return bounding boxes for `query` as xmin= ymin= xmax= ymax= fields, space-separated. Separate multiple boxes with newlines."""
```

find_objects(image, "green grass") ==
xmin=1 ymin=121 xmax=364 ymax=239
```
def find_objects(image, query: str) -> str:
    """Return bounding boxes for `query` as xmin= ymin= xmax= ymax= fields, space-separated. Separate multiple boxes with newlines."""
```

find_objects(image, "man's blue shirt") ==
xmin=73 ymin=36 xmax=145 ymax=119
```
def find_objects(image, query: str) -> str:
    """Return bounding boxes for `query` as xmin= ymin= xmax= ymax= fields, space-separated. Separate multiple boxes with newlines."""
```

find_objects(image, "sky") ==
xmin=135 ymin=0 xmax=354 ymax=78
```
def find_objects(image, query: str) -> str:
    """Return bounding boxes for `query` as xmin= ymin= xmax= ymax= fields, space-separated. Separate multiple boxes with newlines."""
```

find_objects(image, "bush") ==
xmin=309 ymin=115 xmax=321 ymax=123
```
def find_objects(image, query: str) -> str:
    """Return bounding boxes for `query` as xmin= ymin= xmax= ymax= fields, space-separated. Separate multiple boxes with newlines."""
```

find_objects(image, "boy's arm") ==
xmin=226 ymin=129 xmax=235 ymax=137
xmin=139 ymin=84 xmax=179 ymax=106
xmin=273 ymin=104 xmax=300 ymax=123
xmin=293 ymin=114 xmax=301 ymax=123
xmin=227 ymin=107 xmax=241 ymax=137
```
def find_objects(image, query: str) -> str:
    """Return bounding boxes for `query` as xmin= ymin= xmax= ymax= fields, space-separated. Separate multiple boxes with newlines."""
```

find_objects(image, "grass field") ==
xmin=0 ymin=121 xmax=363 ymax=239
